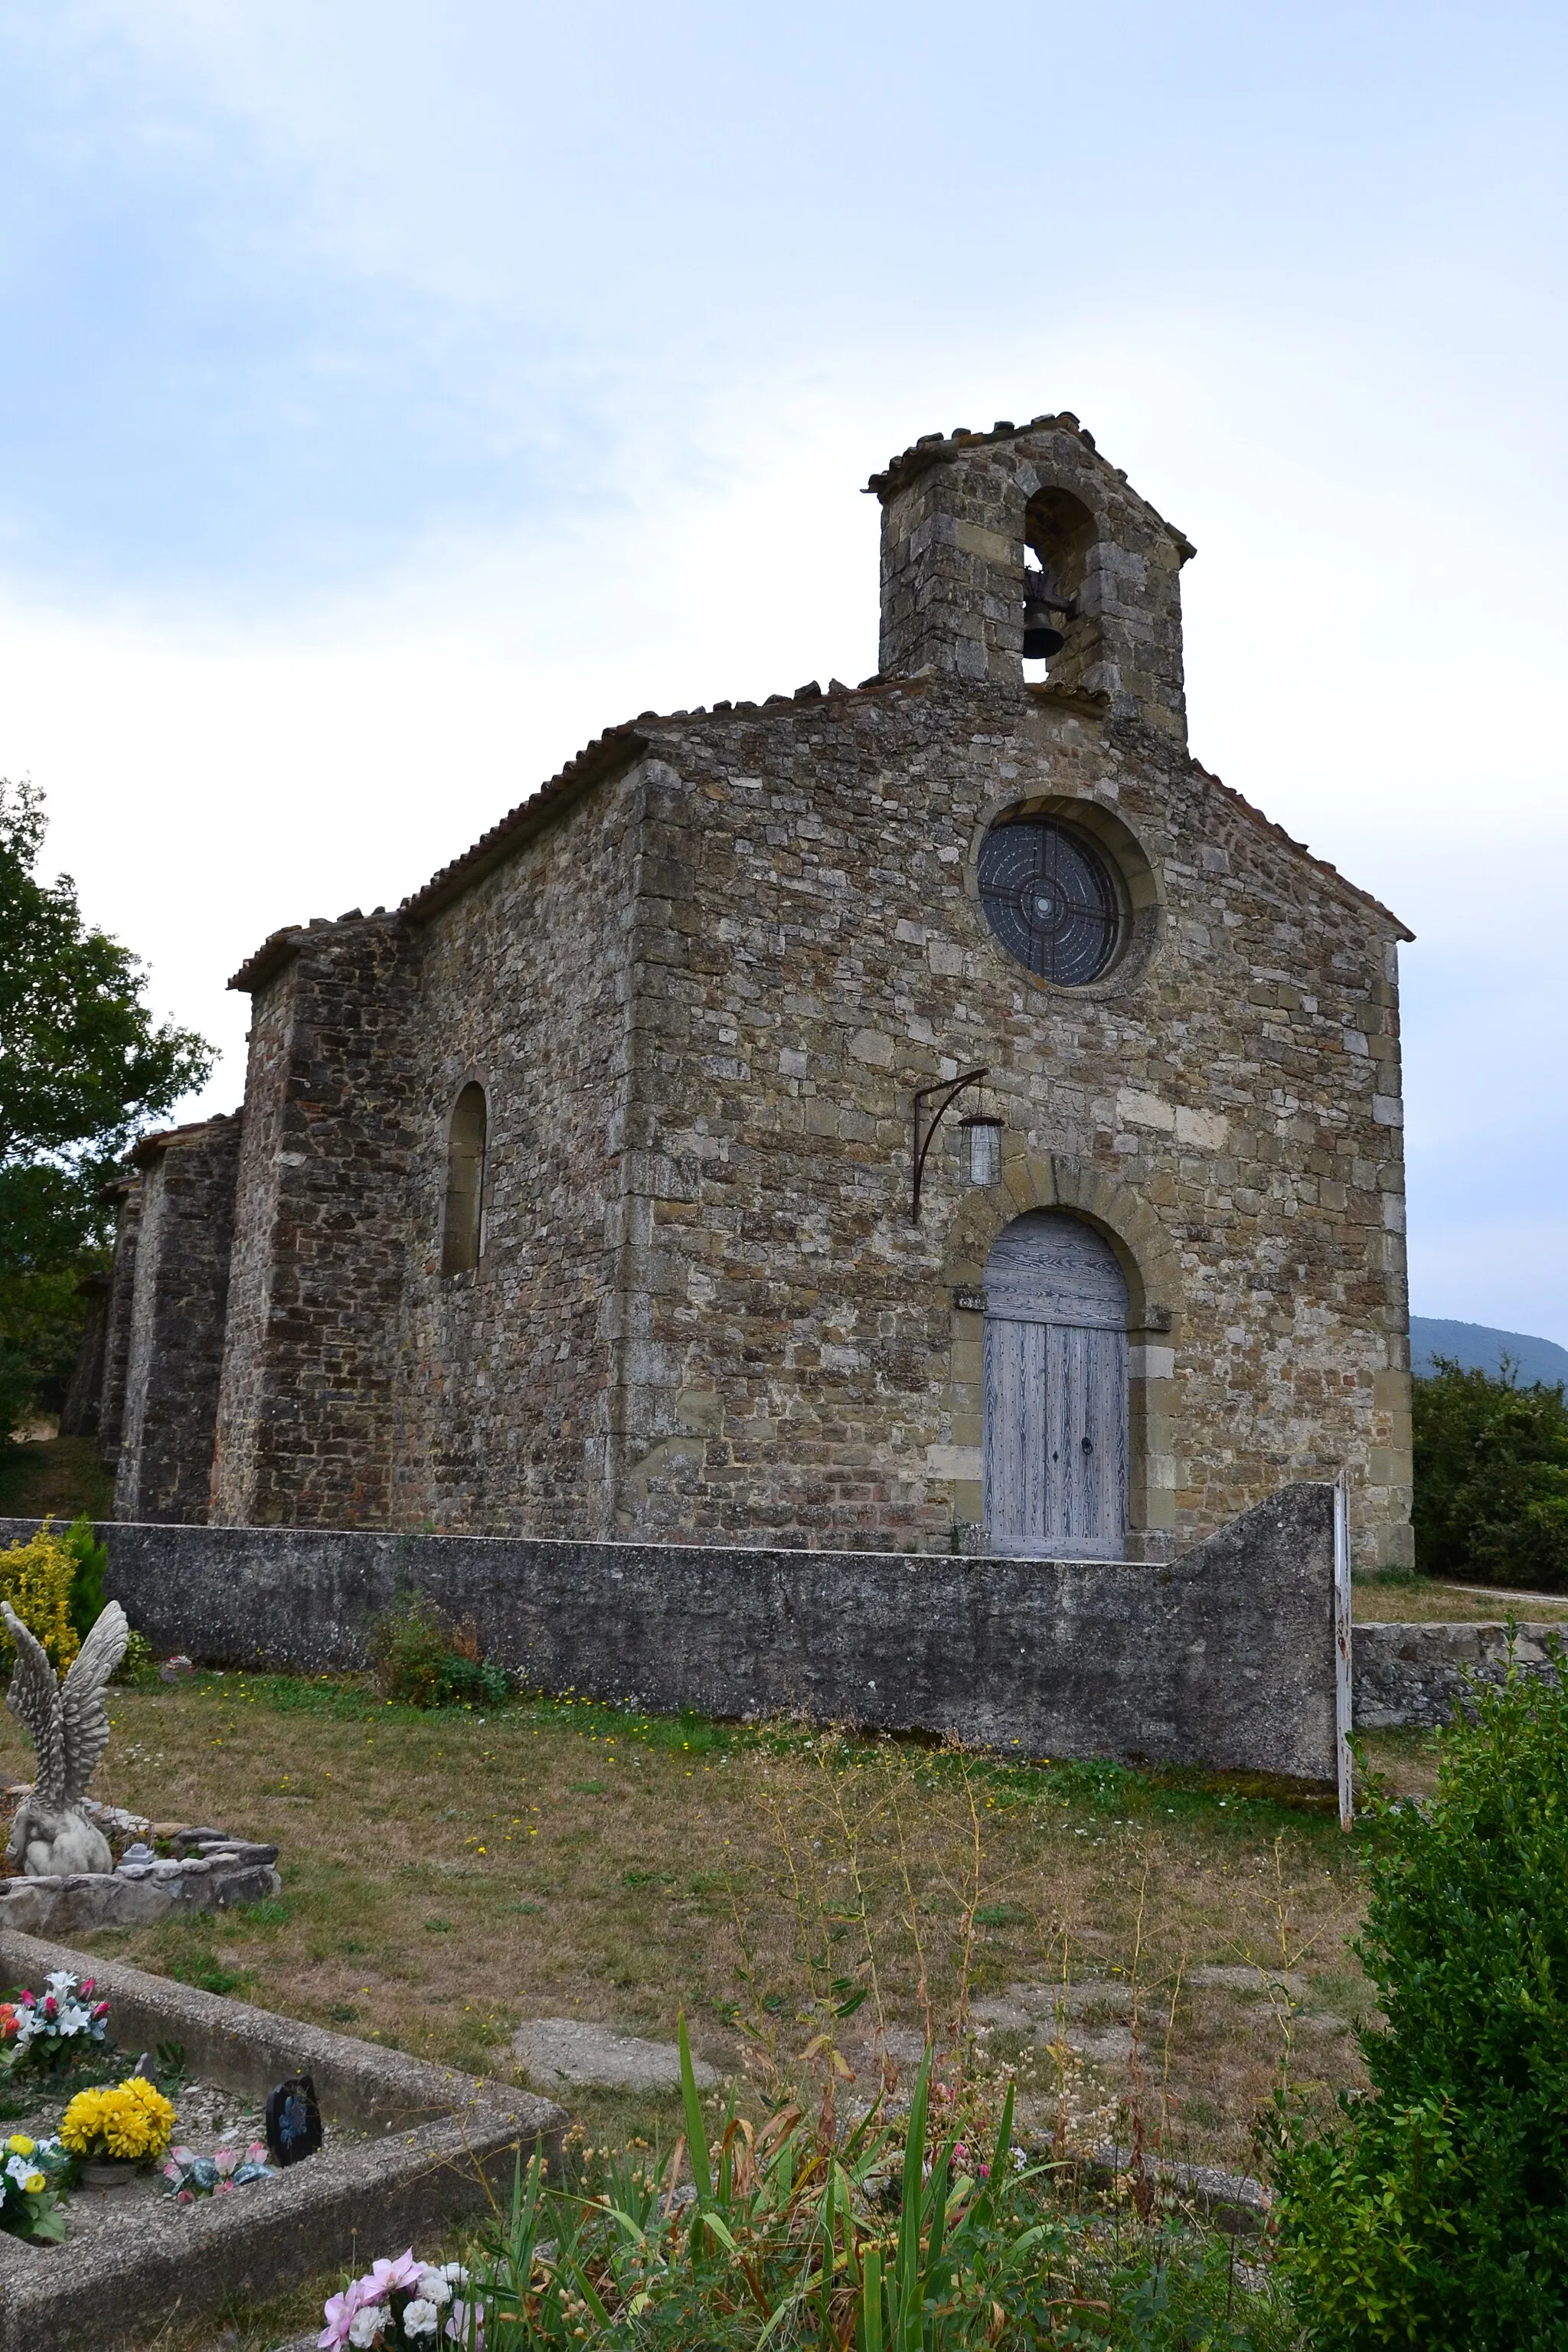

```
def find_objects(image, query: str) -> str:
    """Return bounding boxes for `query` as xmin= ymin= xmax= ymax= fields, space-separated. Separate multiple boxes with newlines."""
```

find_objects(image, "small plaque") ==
xmin=264 ymin=2073 xmax=323 ymax=2168
xmin=952 ymin=1285 xmax=988 ymax=1315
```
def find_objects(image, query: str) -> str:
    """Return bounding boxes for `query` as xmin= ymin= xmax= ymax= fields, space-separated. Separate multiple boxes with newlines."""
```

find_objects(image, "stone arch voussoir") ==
xmin=943 ymin=1148 xmax=1183 ymax=1336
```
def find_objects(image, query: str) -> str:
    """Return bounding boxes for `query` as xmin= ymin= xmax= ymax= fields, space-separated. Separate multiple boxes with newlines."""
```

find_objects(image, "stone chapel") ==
xmin=97 ymin=414 xmax=1415 ymax=1566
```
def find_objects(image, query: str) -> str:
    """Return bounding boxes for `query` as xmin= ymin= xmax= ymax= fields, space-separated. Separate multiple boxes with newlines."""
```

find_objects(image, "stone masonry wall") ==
xmin=210 ymin=921 xmax=423 ymax=1527
xmin=388 ymin=762 xmax=645 ymax=1537
xmin=586 ymin=674 xmax=1410 ymax=1562
xmin=96 ymin=1178 xmax=142 ymax=1470
xmin=114 ymin=1116 xmax=242 ymax=1523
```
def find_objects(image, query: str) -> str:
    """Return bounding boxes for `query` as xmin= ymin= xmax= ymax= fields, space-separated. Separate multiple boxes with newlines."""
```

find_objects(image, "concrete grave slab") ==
xmin=510 ymin=2018 xmax=719 ymax=2094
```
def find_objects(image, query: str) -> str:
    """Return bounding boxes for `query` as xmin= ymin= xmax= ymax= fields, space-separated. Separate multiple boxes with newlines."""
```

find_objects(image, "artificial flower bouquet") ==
xmin=0 ymin=1970 xmax=110 ymax=2076
xmin=0 ymin=2131 xmax=69 ymax=2243
xmin=164 ymin=2139 xmax=277 ymax=2200
xmin=320 ymin=2252 xmax=479 ymax=2348
xmin=60 ymin=2074 xmax=175 ymax=2166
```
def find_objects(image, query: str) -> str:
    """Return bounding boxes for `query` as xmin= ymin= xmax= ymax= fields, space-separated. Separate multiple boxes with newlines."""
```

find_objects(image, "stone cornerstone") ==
xmin=101 ymin=413 xmax=1414 ymax=1565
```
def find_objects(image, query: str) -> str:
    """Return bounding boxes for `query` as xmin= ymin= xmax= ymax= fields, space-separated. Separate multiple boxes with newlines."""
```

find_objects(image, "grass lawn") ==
xmin=0 ymin=1673 xmax=1433 ymax=2196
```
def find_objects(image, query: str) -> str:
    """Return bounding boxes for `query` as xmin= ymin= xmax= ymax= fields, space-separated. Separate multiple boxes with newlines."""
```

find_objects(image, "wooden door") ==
xmin=982 ymin=1211 xmax=1129 ymax=1558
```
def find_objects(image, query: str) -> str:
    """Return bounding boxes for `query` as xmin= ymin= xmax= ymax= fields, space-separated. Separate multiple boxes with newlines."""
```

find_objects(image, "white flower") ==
xmin=6 ymin=2154 xmax=33 ymax=2187
xmin=416 ymin=2269 xmax=452 ymax=2307
xmin=44 ymin=1972 xmax=75 ymax=1998
xmin=439 ymin=2264 xmax=468 ymax=2288
xmin=401 ymin=2299 xmax=439 ymax=2339
xmin=348 ymin=2305 xmax=390 ymax=2347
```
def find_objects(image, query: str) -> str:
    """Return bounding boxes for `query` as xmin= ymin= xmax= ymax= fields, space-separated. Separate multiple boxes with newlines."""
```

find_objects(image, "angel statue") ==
xmin=2 ymin=1601 xmax=129 ymax=1877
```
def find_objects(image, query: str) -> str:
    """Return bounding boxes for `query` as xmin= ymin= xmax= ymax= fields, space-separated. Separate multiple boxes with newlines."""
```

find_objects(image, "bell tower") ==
xmin=867 ymin=415 xmax=1195 ymax=741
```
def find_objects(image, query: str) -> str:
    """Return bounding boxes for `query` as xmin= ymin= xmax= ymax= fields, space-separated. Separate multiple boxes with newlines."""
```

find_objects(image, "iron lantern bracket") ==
xmin=911 ymin=1066 xmax=989 ymax=1224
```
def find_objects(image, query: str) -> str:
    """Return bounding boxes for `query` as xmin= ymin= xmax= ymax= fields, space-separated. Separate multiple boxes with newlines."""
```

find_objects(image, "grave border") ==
xmin=0 ymin=1928 xmax=566 ymax=2352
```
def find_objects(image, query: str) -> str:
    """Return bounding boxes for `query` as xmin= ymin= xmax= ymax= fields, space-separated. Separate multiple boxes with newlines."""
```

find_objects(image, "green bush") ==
xmin=1270 ymin=1655 xmax=1568 ymax=2347
xmin=111 ymin=1628 xmax=155 ymax=1686
xmin=58 ymin=1512 xmax=108 ymax=1642
xmin=1412 ymin=1355 xmax=1568 ymax=1589
xmin=368 ymin=1588 xmax=511 ymax=1710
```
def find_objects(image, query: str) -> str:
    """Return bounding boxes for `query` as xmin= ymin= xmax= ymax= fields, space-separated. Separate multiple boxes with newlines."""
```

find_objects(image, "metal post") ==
xmin=1334 ymin=1467 xmax=1354 ymax=1831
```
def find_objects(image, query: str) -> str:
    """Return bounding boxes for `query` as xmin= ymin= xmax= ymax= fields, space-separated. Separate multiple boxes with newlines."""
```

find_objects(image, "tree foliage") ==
xmin=1412 ymin=1355 xmax=1568 ymax=1590
xmin=0 ymin=778 xmax=213 ymax=1438
xmin=1270 ymin=1658 xmax=1568 ymax=2348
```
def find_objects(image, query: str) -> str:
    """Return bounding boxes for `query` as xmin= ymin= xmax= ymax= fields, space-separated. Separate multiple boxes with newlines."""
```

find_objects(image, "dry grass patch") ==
xmin=1354 ymin=1571 xmax=1568 ymax=1622
xmin=0 ymin=1674 xmax=1422 ymax=2181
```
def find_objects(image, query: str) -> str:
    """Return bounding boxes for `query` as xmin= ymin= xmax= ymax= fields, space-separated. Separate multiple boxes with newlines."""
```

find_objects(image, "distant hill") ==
xmin=1411 ymin=1316 xmax=1568 ymax=1388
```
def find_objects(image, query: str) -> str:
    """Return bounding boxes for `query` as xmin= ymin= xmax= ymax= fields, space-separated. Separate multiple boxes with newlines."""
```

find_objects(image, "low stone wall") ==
xmin=1 ymin=1485 xmax=1339 ymax=1780
xmin=0 ymin=1808 xmax=280 ymax=1938
xmin=1353 ymin=1618 xmax=1566 ymax=1730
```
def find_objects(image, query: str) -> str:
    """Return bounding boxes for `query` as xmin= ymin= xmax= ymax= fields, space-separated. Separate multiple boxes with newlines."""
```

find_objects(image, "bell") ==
xmin=1022 ymin=583 xmax=1073 ymax=662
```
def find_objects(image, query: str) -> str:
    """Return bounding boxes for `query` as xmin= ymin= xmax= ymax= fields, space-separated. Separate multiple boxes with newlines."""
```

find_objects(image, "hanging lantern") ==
xmin=958 ymin=1112 xmax=1004 ymax=1187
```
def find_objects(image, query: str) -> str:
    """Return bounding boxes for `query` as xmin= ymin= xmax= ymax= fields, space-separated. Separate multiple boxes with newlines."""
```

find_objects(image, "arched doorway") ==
xmin=982 ymin=1210 xmax=1129 ymax=1558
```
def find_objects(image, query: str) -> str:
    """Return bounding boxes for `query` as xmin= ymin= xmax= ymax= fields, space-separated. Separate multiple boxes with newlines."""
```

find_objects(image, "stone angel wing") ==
xmin=60 ymin=1602 xmax=129 ymax=1806
xmin=2 ymin=1603 xmax=66 ymax=1809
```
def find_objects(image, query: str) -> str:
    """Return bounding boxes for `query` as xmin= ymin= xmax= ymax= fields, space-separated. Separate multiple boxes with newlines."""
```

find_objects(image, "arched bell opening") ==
xmin=1021 ymin=485 xmax=1099 ymax=691
xmin=981 ymin=1209 xmax=1129 ymax=1559
xmin=441 ymin=1082 xmax=488 ymax=1277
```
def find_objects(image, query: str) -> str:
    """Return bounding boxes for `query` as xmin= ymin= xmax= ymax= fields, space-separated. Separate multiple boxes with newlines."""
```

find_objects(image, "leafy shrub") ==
xmin=111 ymin=1628 xmax=155 ymax=1686
xmin=1270 ymin=1654 xmax=1568 ymax=2347
xmin=0 ymin=1522 xmax=80 ymax=1669
xmin=58 ymin=1512 xmax=107 ymax=1642
xmin=1413 ymin=1355 xmax=1568 ymax=1588
xmin=368 ymin=1589 xmax=511 ymax=1710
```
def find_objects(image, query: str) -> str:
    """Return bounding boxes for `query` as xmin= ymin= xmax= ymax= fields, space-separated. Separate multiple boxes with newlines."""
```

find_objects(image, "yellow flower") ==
xmin=22 ymin=2171 xmax=42 ymax=2193
xmin=61 ymin=2076 xmax=175 ymax=2162
xmin=6 ymin=2134 xmax=34 ymax=2156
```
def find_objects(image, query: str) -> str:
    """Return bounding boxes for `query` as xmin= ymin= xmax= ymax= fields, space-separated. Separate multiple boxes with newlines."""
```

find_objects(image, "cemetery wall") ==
xmin=0 ymin=1481 xmax=1341 ymax=1780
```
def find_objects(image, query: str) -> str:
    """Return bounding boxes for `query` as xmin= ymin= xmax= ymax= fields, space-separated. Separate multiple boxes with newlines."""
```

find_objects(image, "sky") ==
xmin=1 ymin=1 xmax=1565 ymax=1339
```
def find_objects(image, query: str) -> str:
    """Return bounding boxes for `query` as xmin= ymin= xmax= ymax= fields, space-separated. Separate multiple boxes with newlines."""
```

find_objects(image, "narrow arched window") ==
xmin=442 ymin=1083 xmax=487 ymax=1276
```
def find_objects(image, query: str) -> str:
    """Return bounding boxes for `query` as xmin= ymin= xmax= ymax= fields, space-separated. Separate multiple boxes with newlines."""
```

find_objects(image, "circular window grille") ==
xmin=977 ymin=819 xmax=1121 ymax=985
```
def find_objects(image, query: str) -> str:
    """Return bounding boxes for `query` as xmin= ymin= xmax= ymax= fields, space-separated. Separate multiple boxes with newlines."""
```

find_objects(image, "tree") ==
xmin=0 ymin=778 xmax=214 ymax=1442
xmin=1412 ymin=1355 xmax=1568 ymax=1591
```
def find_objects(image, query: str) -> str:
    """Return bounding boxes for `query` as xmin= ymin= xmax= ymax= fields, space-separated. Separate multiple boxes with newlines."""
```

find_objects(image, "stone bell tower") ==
xmin=868 ymin=413 xmax=1195 ymax=741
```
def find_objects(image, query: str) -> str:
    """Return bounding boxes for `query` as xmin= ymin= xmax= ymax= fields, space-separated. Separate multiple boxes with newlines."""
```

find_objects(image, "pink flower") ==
xmin=91 ymin=2001 xmax=110 ymax=2021
xmin=80 ymin=1979 xmax=94 ymax=1997
xmin=444 ymin=2302 xmax=482 ymax=2347
xmin=176 ymin=2189 xmax=194 ymax=2207
xmin=246 ymin=2141 xmax=268 ymax=2164
xmin=369 ymin=2252 xmax=421 ymax=2295
xmin=214 ymin=2148 xmax=238 ymax=2177
xmin=322 ymin=2277 xmax=379 ymax=2350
